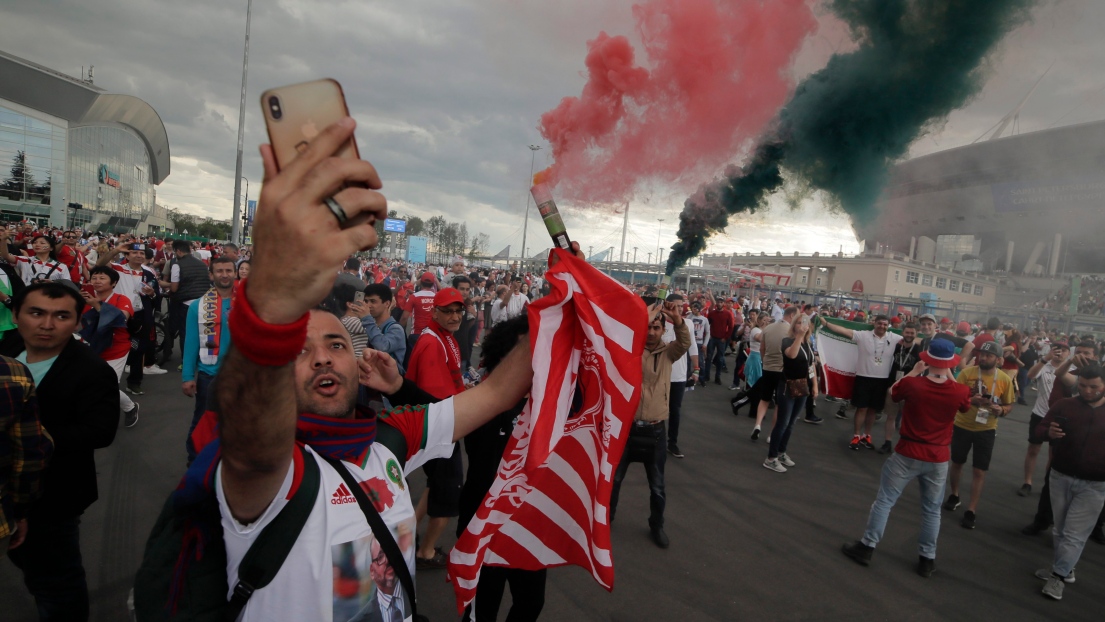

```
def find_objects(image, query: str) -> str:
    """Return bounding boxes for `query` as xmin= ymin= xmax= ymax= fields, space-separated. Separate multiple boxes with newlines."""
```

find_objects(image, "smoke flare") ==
xmin=667 ymin=0 xmax=1038 ymax=275
xmin=537 ymin=0 xmax=817 ymax=203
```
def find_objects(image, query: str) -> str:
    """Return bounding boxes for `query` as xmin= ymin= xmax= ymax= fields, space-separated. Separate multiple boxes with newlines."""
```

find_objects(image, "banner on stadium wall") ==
xmin=814 ymin=317 xmax=903 ymax=400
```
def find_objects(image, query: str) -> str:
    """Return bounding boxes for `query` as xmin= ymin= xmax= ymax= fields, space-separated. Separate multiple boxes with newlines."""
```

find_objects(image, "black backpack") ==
xmin=133 ymin=445 xmax=320 ymax=621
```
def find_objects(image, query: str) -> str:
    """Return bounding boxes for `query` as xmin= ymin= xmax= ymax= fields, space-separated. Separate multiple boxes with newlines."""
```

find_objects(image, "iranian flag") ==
xmin=816 ymin=317 xmax=863 ymax=399
xmin=448 ymin=249 xmax=646 ymax=613
xmin=815 ymin=317 xmax=905 ymax=399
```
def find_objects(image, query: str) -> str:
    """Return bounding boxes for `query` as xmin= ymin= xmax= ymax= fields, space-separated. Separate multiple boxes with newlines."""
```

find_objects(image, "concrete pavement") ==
xmin=2 ymin=367 xmax=1102 ymax=621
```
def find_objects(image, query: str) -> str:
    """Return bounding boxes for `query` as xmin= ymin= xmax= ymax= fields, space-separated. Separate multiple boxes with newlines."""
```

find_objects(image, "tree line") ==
xmin=373 ymin=210 xmax=490 ymax=257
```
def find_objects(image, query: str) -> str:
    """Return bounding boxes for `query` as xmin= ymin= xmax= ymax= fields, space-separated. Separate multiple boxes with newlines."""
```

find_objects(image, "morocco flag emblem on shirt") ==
xmin=448 ymin=249 xmax=646 ymax=612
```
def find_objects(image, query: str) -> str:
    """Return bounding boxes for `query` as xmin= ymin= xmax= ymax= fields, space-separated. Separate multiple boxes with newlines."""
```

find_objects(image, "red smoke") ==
xmin=538 ymin=0 xmax=817 ymax=203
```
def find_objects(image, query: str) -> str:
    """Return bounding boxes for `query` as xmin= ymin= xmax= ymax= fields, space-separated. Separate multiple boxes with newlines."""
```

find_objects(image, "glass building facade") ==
xmin=0 ymin=101 xmax=155 ymax=229
xmin=68 ymin=125 xmax=154 ymax=222
xmin=0 ymin=103 xmax=66 ymax=222
xmin=935 ymin=234 xmax=983 ymax=272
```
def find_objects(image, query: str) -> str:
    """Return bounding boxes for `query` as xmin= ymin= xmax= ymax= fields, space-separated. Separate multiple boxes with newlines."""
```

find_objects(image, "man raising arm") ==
xmin=208 ymin=118 xmax=537 ymax=621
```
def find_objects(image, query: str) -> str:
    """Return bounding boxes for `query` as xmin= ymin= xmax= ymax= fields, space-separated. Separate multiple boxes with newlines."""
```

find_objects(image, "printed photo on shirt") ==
xmin=331 ymin=519 xmax=415 ymax=622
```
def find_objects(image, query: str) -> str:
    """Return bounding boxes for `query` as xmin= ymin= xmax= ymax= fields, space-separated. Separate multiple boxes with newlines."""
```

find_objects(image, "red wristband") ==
xmin=228 ymin=279 xmax=309 ymax=367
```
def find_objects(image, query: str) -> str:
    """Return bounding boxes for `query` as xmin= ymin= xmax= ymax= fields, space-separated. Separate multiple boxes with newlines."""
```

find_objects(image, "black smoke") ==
xmin=666 ymin=0 xmax=1038 ymax=275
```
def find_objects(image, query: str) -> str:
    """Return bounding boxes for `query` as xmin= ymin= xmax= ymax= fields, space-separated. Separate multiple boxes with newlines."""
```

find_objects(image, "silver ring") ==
xmin=323 ymin=196 xmax=348 ymax=226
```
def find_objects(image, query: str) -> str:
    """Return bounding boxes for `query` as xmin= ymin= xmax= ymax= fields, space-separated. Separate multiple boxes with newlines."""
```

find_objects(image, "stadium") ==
xmin=856 ymin=119 xmax=1105 ymax=277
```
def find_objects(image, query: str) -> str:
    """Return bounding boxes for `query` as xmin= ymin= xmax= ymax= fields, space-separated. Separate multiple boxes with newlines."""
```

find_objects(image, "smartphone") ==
xmin=354 ymin=291 xmax=365 ymax=304
xmin=81 ymin=284 xmax=96 ymax=297
xmin=1053 ymin=416 xmax=1068 ymax=430
xmin=260 ymin=79 xmax=370 ymax=227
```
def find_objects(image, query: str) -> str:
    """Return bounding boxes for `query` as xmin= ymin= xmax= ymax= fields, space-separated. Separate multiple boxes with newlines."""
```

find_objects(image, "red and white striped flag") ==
xmin=448 ymin=249 xmax=646 ymax=612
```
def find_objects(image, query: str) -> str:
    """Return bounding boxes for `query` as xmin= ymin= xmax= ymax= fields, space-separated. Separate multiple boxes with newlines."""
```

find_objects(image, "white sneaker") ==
xmin=779 ymin=453 xmax=796 ymax=467
xmin=143 ymin=364 xmax=169 ymax=375
xmin=763 ymin=457 xmax=787 ymax=473
xmin=1035 ymin=568 xmax=1075 ymax=584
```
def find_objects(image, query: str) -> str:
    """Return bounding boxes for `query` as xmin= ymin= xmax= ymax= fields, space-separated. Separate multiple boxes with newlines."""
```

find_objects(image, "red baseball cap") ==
xmin=420 ymin=271 xmax=436 ymax=283
xmin=434 ymin=288 xmax=465 ymax=307
xmin=940 ymin=317 xmax=952 ymax=324
xmin=956 ymin=321 xmax=971 ymax=333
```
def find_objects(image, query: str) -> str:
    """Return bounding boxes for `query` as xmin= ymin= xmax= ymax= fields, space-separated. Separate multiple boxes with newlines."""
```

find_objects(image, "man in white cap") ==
xmin=842 ymin=338 xmax=972 ymax=578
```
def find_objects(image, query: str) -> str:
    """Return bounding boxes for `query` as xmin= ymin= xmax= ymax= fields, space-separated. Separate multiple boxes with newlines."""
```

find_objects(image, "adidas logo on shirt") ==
xmin=330 ymin=483 xmax=356 ymax=505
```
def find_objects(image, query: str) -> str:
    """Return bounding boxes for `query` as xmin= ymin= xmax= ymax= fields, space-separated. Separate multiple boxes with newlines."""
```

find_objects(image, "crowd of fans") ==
xmin=2 ymin=210 xmax=1104 ymax=618
xmin=1032 ymin=275 xmax=1105 ymax=316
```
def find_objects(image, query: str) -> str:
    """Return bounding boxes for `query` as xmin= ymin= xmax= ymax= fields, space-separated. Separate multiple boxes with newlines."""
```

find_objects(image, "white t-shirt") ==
xmin=13 ymin=256 xmax=71 ymax=285
xmin=852 ymin=330 xmax=904 ymax=379
xmin=1032 ymin=362 xmax=1057 ymax=417
xmin=750 ymin=327 xmax=763 ymax=354
xmin=111 ymin=263 xmax=147 ymax=312
xmin=690 ymin=315 xmax=709 ymax=345
xmin=664 ymin=322 xmax=698 ymax=382
xmin=217 ymin=400 xmax=456 ymax=622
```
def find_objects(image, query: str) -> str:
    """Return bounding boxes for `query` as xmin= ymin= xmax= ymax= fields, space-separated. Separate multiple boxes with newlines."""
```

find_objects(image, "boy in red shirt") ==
xmin=841 ymin=339 xmax=971 ymax=577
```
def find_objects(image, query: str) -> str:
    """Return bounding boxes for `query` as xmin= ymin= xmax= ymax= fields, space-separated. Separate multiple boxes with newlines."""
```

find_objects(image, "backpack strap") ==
xmin=321 ymin=454 xmax=421 ymax=620
xmin=225 ymin=445 xmax=321 ymax=621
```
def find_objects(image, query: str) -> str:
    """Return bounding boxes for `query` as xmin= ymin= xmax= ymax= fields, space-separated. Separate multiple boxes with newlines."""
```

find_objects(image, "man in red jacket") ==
xmin=404 ymin=287 xmax=467 ymax=568
xmin=702 ymin=298 xmax=734 ymax=386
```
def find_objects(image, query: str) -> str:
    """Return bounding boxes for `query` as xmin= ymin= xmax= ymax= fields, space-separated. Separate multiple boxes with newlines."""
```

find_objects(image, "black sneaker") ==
xmin=961 ymin=510 xmax=977 ymax=529
xmin=126 ymin=384 xmax=144 ymax=396
xmin=750 ymin=427 xmax=761 ymax=442
xmin=835 ymin=406 xmax=848 ymax=419
xmin=877 ymin=440 xmax=893 ymax=454
xmin=1018 ymin=483 xmax=1032 ymax=497
xmin=651 ymin=526 xmax=670 ymax=549
xmin=803 ymin=415 xmax=824 ymax=425
xmin=124 ymin=403 xmax=140 ymax=428
xmin=714 ymin=378 xmax=722 ymax=385
xmin=1021 ymin=522 xmax=1049 ymax=536
xmin=668 ymin=443 xmax=684 ymax=458
xmin=917 ymin=556 xmax=935 ymax=578
xmin=841 ymin=541 xmax=874 ymax=566
xmin=942 ymin=494 xmax=960 ymax=512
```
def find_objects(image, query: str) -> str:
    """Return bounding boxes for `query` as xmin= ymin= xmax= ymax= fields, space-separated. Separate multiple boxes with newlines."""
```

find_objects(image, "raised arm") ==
xmin=216 ymin=118 xmax=387 ymax=524
xmin=821 ymin=319 xmax=855 ymax=340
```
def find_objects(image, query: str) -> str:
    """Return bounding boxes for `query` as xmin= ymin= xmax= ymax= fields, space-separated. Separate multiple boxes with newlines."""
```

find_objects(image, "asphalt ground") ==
xmin=2 ymin=353 xmax=1103 ymax=621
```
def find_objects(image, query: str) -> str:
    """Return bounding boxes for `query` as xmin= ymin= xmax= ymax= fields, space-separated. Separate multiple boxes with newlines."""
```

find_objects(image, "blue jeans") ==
xmin=610 ymin=422 xmax=667 ymax=528
xmin=8 ymin=516 xmax=88 ymax=621
xmin=768 ymin=383 xmax=806 ymax=459
xmin=1049 ymin=470 xmax=1105 ymax=577
xmin=861 ymin=452 xmax=947 ymax=559
xmin=703 ymin=337 xmax=727 ymax=382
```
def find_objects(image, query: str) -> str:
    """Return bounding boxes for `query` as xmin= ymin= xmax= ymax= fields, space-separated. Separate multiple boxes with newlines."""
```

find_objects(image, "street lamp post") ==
xmin=231 ymin=0 xmax=254 ymax=247
xmin=521 ymin=145 xmax=541 ymax=271
xmin=656 ymin=218 xmax=664 ymax=264
xmin=632 ymin=246 xmax=638 ymax=284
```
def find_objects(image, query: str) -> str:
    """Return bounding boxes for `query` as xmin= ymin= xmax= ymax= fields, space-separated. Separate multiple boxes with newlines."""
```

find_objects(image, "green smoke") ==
xmin=667 ymin=0 xmax=1038 ymax=275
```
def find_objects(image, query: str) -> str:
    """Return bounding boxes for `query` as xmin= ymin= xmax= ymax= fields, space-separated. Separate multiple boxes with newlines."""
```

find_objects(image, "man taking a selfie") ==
xmin=200 ymin=118 xmax=537 ymax=620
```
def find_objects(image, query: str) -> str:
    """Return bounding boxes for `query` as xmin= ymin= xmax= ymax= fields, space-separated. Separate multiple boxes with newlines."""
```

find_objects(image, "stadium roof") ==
xmin=0 ymin=49 xmax=170 ymax=184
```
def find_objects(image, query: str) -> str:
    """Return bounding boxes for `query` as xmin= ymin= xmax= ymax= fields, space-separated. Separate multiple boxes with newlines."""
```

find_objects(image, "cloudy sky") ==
xmin=3 ymin=0 xmax=1103 ymax=262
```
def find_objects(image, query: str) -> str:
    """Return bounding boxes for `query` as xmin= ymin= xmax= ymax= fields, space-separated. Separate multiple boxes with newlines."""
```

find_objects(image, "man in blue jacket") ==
xmin=182 ymin=256 xmax=235 ymax=465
